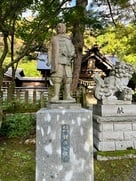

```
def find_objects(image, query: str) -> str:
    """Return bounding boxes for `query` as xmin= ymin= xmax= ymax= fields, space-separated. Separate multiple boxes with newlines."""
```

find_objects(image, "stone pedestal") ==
xmin=93 ymin=103 xmax=136 ymax=151
xmin=36 ymin=104 xmax=93 ymax=181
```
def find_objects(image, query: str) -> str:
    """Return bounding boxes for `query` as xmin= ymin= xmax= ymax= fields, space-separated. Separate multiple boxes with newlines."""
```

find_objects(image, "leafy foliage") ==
xmin=18 ymin=59 xmax=41 ymax=77
xmin=0 ymin=113 xmax=35 ymax=138
xmin=96 ymin=24 xmax=136 ymax=67
xmin=3 ymin=100 xmax=41 ymax=113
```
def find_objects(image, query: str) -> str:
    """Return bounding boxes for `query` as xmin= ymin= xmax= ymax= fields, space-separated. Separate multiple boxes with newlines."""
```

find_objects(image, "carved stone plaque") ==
xmin=61 ymin=124 xmax=70 ymax=162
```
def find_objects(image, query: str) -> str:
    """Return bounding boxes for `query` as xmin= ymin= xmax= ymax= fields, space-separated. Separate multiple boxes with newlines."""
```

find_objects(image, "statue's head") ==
xmin=56 ymin=23 xmax=66 ymax=34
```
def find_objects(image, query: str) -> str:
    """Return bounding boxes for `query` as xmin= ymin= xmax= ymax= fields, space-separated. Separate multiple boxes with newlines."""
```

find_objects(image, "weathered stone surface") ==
xmin=124 ymin=131 xmax=136 ymax=140
xmin=36 ymin=107 xmax=93 ymax=181
xmin=48 ymin=23 xmax=75 ymax=102
xmin=114 ymin=122 xmax=132 ymax=131
xmin=96 ymin=154 xmax=136 ymax=161
xmin=115 ymin=141 xmax=134 ymax=150
xmin=94 ymin=136 xmax=115 ymax=151
xmin=93 ymin=113 xmax=136 ymax=151
xmin=93 ymin=121 xmax=114 ymax=131
xmin=93 ymin=104 xmax=136 ymax=117
xmin=98 ymin=99 xmax=131 ymax=105
xmin=134 ymin=141 xmax=136 ymax=149
xmin=93 ymin=114 xmax=136 ymax=123
xmin=132 ymin=123 xmax=136 ymax=131
xmin=47 ymin=102 xmax=81 ymax=109
xmin=93 ymin=61 xmax=134 ymax=102
xmin=99 ymin=131 xmax=124 ymax=141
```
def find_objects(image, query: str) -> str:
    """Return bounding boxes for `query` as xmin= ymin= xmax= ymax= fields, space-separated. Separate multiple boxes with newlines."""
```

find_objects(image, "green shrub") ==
xmin=3 ymin=100 xmax=41 ymax=113
xmin=132 ymin=92 xmax=136 ymax=102
xmin=0 ymin=113 xmax=36 ymax=138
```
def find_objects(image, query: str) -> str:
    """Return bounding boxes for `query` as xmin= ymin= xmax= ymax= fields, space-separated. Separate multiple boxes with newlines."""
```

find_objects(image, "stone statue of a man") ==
xmin=48 ymin=23 xmax=75 ymax=102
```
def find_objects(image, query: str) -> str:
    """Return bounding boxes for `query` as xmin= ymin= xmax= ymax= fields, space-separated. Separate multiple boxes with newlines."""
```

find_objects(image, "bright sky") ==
xmin=71 ymin=0 xmax=93 ymax=8
xmin=22 ymin=0 xmax=93 ymax=18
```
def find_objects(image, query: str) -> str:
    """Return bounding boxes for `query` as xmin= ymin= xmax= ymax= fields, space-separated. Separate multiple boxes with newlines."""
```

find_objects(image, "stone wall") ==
xmin=93 ymin=104 xmax=136 ymax=151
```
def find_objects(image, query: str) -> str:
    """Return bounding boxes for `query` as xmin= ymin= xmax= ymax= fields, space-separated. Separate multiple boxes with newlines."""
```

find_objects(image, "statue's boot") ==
xmin=65 ymin=84 xmax=75 ymax=101
xmin=51 ymin=83 xmax=60 ymax=101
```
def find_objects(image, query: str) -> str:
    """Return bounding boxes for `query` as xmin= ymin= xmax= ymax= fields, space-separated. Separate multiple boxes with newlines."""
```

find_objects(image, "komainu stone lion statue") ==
xmin=93 ymin=61 xmax=134 ymax=104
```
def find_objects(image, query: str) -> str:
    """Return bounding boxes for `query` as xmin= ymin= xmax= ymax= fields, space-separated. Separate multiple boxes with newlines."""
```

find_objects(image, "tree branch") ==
xmin=0 ymin=34 xmax=8 ymax=66
xmin=106 ymin=0 xmax=117 ymax=26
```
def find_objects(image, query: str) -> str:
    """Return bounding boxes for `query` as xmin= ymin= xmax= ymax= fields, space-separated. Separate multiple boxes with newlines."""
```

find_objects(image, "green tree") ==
xmin=96 ymin=24 xmax=136 ymax=67
xmin=0 ymin=0 xmax=34 ymax=123
xmin=18 ymin=0 xmax=94 ymax=92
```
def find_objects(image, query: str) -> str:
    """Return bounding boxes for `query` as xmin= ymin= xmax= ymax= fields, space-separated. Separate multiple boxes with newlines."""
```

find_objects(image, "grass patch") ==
xmin=96 ymin=149 xmax=136 ymax=157
xmin=0 ymin=138 xmax=35 ymax=181
xmin=0 ymin=138 xmax=136 ymax=181
xmin=94 ymin=158 xmax=136 ymax=181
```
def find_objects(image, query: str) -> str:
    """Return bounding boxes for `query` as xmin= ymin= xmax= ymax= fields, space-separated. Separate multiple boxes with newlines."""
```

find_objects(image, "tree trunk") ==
xmin=71 ymin=27 xmax=84 ymax=92
xmin=71 ymin=0 xmax=87 ymax=92
xmin=10 ymin=20 xmax=16 ymax=100
xmin=0 ymin=34 xmax=8 ymax=126
xmin=0 ymin=68 xmax=4 ymax=127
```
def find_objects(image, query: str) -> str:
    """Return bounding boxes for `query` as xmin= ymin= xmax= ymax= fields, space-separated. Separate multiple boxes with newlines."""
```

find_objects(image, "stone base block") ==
xmin=93 ymin=111 xmax=136 ymax=151
xmin=36 ymin=107 xmax=93 ymax=181
xmin=93 ymin=103 xmax=136 ymax=117
xmin=47 ymin=102 xmax=81 ymax=109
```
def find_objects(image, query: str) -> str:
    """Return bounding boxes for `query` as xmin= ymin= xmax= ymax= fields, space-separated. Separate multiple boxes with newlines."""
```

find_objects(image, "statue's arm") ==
xmin=48 ymin=36 xmax=59 ymax=73
xmin=48 ymin=40 xmax=52 ymax=65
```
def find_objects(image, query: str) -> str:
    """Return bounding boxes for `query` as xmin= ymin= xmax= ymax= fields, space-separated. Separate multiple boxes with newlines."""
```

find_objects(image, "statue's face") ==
xmin=56 ymin=23 xmax=66 ymax=34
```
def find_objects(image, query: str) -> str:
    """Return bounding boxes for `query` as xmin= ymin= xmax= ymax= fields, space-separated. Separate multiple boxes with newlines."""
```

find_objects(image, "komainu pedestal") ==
xmin=36 ymin=104 xmax=93 ymax=181
xmin=93 ymin=103 xmax=136 ymax=151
